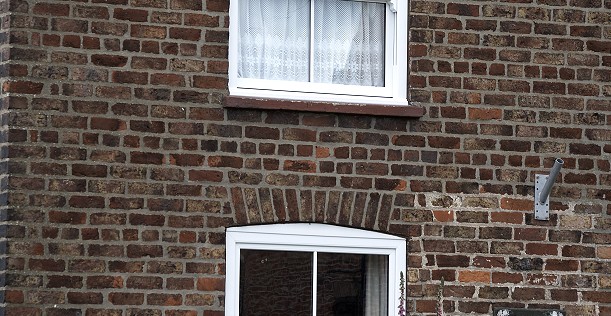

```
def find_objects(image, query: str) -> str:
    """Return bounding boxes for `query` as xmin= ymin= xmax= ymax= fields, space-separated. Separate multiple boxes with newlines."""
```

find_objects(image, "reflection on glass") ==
xmin=317 ymin=253 xmax=388 ymax=316
xmin=240 ymin=250 xmax=313 ymax=316
xmin=239 ymin=250 xmax=389 ymax=316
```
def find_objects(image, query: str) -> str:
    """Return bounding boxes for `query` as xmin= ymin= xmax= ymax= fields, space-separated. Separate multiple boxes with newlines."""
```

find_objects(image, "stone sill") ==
xmin=225 ymin=96 xmax=425 ymax=118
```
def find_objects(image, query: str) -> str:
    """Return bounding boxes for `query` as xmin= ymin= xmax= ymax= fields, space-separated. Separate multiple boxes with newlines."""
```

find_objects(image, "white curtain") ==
xmin=238 ymin=0 xmax=385 ymax=87
xmin=238 ymin=0 xmax=310 ymax=81
xmin=365 ymin=255 xmax=388 ymax=316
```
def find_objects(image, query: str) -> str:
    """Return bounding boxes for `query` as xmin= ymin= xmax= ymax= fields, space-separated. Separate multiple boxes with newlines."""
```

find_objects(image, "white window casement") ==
xmin=228 ymin=0 xmax=409 ymax=106
xmin=225 ymin=223 xmax=407 ymax=316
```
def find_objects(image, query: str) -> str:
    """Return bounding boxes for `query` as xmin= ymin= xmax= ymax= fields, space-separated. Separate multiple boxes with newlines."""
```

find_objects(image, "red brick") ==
xmin=550 ymin=127 xmax=582 ymax=139
xmin=69 ymin=196 xmax=105 ymax=208
xmin=29 ymin=259 xmax=65 ymax=272
xmin=512 ymin=287 xmax=545 ymax=300
xmin=545 ymin=259 xmax=579 ymax=271
xmin=148 ymin=293 xmax=182 ymax=306
xmin=209 ymin=156 xmax=244 ymax=169
xmin=205 ymin=30 xmax=229 ymax=43
xmin=108 ymin=292 xmax=144 ymax=305
xmin=499 ymin=79 xmax=530 ymax=92
xmin=113 ymin=8 xmax=148 ymax=22
xmin=3 ymin=81 xmax=44 ymax=94
xmin=514 ymin=228 xmax=546 ymax=241
xmin=458 ymin=270 xmax=490 ymax=283
xmin=433 ymin=210 xmax=454 ymax=222
xmin=583 ymin=291 xmax=611 ymax=303
xmin=196 ymin=277 xmax=225 ymax=291
xmin=526 ymin=243 xmax=558 ymax=255
xmin=150 ymin=74 xmax=185 ymax=87
xmin=76 ymin=5 xmax=109 ymax=19
xmin=468 ymin=108 xmax=502 ymax=120
xmin=130 ymin=152 xmax=164 ymax=164
xmin=131 ymin=25 xmax=167 ymax=39
xmin=87 ymin=276 xmax=124 ymax=289
xmin=5 ymin=290 xmax=24 ymax=304
xmin=193 ymin=75 xmax=228 ymax=89
xmin=428 ymin=136 xmax=461 ymax=149
xmin=127 ymin=245 xmax=163 ymax=258
xmin=112 ymin=71 xmax=148 ymax=84
xmin=170 ymin=27 xmax=202 ymax=41
xmin=492 ymin=272 xmax=523 ymax=283
xmin=429 ymin=76 xmax=461 ymax=88
xmin=33 ymin=3 xmax=70 ymax=16
xmin=127 ymin=276 xmax=163 ymax=289
xmin=562 ymin=245 xmax=596 ymax=257
xmin=436 ymin=255 xmax=470 ymax=267
xmin=67 ymin=292 xmax=103 ymax=304
xmin=551 ymin=289 xmax=578 ymax=301
xmin=47 ymin=276 xmax=82 ymax=289
xmin=207 ymin=0 xmax=229 ymax=11
xmin=473 ymin=256 xmax=505 ymax=268
xmin=491 ymin=211 xmax=523 ymax=224
xmin=533 ymin=81 xmax=565 ymax=94
xmin=500 ymin=197 xmax=533 ymax=211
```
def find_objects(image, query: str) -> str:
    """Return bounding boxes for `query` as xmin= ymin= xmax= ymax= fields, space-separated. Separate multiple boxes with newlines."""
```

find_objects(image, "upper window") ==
xmin=225 ymin=223 xmax=407 ymax=316
xmin=228 ymin=0 xmax=408 ymax=106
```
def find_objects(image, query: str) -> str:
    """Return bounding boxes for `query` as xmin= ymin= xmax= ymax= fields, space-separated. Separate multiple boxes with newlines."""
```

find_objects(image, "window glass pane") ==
xmin=238 ymin=0 xmax=310 ymax=81
xmin=317 ymin=253 xmax=389 ymax=316
xmin=313 ymin=0 xmax=385 ymax=87
xmin=239 ymin=249 xmax=313 ymax=316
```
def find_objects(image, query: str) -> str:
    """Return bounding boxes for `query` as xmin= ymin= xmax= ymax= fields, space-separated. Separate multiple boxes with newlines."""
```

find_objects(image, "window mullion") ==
xmin=309 ymin=0 xmax=315 ymax=83
xmin=312 ymin=251 xmax=318 ymax=316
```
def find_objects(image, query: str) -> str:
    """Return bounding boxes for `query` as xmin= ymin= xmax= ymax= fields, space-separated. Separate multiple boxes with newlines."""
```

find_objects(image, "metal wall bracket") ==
xmin=534 ymin=174 xmax=549 ymax=220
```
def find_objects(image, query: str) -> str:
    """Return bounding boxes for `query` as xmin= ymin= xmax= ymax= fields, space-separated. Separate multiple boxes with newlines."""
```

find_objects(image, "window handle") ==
xmin=388 ymin=0 xmax=396 ymax=12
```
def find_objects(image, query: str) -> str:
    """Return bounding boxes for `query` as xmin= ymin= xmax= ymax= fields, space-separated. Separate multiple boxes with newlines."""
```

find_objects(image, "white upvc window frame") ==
xmin=225 ymin=223 xmax=407 ymax=316
xmin=228 ymin=0 xmax=409 ymax=106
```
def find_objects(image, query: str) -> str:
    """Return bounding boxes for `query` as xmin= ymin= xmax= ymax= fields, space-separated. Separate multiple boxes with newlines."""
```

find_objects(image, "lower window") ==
xmin=225 ymin=223 xmax=406 ymax=316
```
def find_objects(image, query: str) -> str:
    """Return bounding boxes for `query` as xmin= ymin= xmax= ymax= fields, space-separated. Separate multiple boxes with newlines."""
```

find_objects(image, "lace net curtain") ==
xmin=365 ymin=255 xmax=389 ymax=316
xmin=238 ymin=0 xmax=385 ymax=87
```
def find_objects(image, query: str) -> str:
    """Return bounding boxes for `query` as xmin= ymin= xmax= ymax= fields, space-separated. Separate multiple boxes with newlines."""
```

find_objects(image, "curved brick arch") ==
xmin=230 ymin=187 xmax=396 ymax=233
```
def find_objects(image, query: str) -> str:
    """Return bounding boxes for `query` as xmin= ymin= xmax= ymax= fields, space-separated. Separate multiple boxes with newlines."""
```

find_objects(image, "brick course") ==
xmin=0 ymin=0 xmax=609 ymax=315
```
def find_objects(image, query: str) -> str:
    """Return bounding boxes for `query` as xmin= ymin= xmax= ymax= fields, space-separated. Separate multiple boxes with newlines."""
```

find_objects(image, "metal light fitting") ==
xmin=534 ymin=158 xmax=564 ymax=220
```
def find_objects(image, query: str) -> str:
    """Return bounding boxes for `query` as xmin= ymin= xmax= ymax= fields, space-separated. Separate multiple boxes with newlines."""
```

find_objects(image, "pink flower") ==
xmin=398 ymin=272 xmax=406 ymax=316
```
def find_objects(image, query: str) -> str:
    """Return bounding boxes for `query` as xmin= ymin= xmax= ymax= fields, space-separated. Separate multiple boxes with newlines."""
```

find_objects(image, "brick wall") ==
xmin=3 ymin=0 xmax=610 ymax=315
xmin=0 ymin=0 xmax=11 ymax=314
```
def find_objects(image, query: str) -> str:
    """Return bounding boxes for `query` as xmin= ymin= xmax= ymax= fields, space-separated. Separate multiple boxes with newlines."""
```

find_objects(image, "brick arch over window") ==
xmin=230 ymin=187 xmax=397 ymax=232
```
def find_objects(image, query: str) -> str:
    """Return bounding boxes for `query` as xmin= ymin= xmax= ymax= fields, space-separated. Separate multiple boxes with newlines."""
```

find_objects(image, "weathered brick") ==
xmin=108 ymin=292 xmax=144 ymax=305
xmin=436 ymin=255 xmax=470 ymax=267
xmin=512 ymin=287 xmax=545 ymax=300
xmin=67 ymin=292 xmax=103 ymax=304
xmin=114 ymin=8 xmax=148 ymax=22
xmin=546 ymin=259 xmax=579 ymax=271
